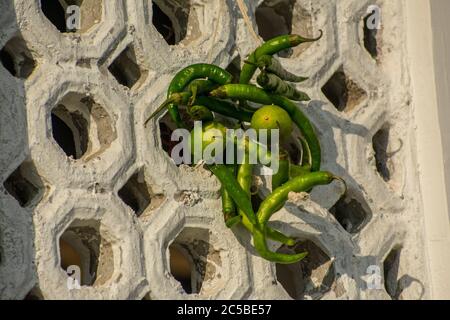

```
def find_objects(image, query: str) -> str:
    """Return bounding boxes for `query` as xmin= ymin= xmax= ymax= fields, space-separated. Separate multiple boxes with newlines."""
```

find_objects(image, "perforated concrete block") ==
xmin=0 ymin=0 xmax=430 ymax=300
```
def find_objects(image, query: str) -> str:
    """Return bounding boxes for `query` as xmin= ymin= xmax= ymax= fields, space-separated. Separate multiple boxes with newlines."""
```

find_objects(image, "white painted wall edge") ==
xmin=406 ymin=0 xmax=450 ymax=299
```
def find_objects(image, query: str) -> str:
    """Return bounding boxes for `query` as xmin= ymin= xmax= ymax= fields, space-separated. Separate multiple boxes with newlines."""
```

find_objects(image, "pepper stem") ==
xmin=144 ymin=96 xmax=175 ymax=127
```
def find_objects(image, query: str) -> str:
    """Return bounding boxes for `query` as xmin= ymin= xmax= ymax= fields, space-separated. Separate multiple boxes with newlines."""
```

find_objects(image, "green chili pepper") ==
xmin=257 ymin=71 xmax=310 ymax=101
xmin=289 ymin=164 xmax=311 ymax=178
xmin=232 ymin=157 xmax=302 ymax=258
xmin=235 ymin=148 xmax=296 ymax=246
xmin=272 ymin=151 xmax=290 ymax=190
xmin=194 ymin=96 xmax=254 ymax=122
xmin=251 ymin=171 xmax=343 ymax=263
xmin=249 ymin=55 xmax=308 ymax=83
xmin=210 ymin=84 xmax=321 ymax=171
xmin=236 ymin=151 xmax=253 ymax=219
xmin=168 ymin=64 xmax=233 ymax=128
xmin=210 ymin=84 xmax=273 ymax=103
xmin=208 ymin=164 xmax=258 ymax=226
xmin=221 ymin=164 xmax=238 ymax=227
xmin=144 ymin=92 xmax=191 ymax=126
xmin=185 ymin=79 xmax=219 ymax=107
xmin=225 ymin=216 xmax=242 ymax=228
xmin=189 ymin=122 xmax=257 ymax=227
xmin=253 ymin=226 xmax=307 ymax=264
xmin=271 ymin=95 xmax=321 ymax=172
xmin=239 ymin=31 xmax=323 ymax=85
xmin=240 ymin=215 xmax=296 ymax=246
xmin=187 ymin=105 xmax=214 ymax=121
xmin=258 ymin=171 xmax=343 ymax=225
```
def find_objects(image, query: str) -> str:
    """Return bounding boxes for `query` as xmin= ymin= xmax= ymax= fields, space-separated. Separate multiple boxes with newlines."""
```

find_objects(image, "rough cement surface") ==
xmin=0 ymin=0 xmax=429 ymax=299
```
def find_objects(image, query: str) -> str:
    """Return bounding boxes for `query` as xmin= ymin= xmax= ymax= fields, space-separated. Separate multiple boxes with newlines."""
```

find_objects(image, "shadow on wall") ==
xmin=272 ymin=208 xmax=426 ymax=300
xmin=0 ymin=1 xmax=40 ymax=299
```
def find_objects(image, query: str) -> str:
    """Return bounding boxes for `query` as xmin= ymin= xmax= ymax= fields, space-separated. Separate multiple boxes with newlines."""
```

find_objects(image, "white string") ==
xmin=208 ymin=8 xmax=221 ymax=63
xmin=235 ymin=0 xmax=262 ymax=45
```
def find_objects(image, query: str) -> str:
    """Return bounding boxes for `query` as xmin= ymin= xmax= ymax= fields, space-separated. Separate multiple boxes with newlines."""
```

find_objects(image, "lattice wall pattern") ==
xmin=0 ymin=0 xmax=429 ymax=300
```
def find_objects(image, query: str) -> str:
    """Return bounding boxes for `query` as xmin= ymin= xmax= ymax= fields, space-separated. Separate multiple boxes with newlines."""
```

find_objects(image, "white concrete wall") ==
xmin=0 ymin=0 xmax=446 ymax=300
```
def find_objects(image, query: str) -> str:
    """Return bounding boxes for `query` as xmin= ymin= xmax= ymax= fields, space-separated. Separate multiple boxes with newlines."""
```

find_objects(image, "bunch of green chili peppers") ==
xmin=145 ymin=31 xmax=346 ymax=265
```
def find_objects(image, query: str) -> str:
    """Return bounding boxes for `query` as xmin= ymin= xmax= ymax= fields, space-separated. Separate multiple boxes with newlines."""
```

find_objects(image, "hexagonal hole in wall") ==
xmin=256 ymin=0 xmax=313 ymax=58
xmin=251 ymin=192 xmax=264 ymax=213
xmin=152 ymin=0 xmax=200 ymax=46
xmin=142 ymin=293 xmax=152 ymax=300
xmin=108 ymin=45 xmax=147 ymax=90
xmin=39 ymin=0 xmax=103 ymax=33
xmin=168 ymin=227 xmax=224 ymax=296
xmin=157 ymin=109 xmax=195 ymax=163
xmin=3 ymin=160 xmax=44 ymax=208
xmin=59 ymin=219 xmax=114 ymax=287
xmin=362 ymin=10 xmax=379 ymax=60
xmin=329 ymin=195 xmax=370 ymax=234
xmin=118 ymin=168 xmax=165 ymax=218
xmin=276 ymin=240 xmax=335 ymax=300
xmin=0 ymin=34 xmax=36 ymax=79
xmin=159 ymin=116 xmax=178 ymax=158
xmin=384 ymin=247 xmax=402 ymax=300
xmin=321 ymin=67 xmax=367 ymax=113
xmin=50 ymin=92 xmax=117 ymax=161
xmin=281 ymin=128 xmax=304 ymax=166
xmin=24 ymin=287 xmax=44 ymax=300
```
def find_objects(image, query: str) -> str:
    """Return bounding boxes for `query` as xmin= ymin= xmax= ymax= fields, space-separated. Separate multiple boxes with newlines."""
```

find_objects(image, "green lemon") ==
xmin=250 ymin=105 xmax=293 ymax=140
xmin=189 ymin=121 xmax=227 ymax=157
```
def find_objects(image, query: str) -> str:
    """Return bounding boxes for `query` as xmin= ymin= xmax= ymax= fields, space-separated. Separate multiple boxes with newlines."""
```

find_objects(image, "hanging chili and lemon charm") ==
xmin=144 ymin=30 xmax=346 ymax=264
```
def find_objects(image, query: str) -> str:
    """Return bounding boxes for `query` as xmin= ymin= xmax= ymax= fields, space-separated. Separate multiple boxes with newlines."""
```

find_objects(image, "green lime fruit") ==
xmin=250 ymin=105 xmax=293 ymax=140
xmin=189 ymin=121 xmax=227 ymax=157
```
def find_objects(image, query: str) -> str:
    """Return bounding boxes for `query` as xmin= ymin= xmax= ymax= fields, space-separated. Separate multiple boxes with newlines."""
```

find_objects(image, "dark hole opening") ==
xmin=51 ymin=92 xmax=117 ymax=162
xmin=363 ymin=13 xmax=378 ymax=59
xmin=108 ymin=46 xmax=142 ymax=89
xmin=152 ymin=1 xmax=176 ymax=45
xmin=3 ymin=161 xmax=42 ymax=207
xmin=322 ymin=70 xmax=348 ymax=111
xmin=40 ymin=0 xmax=69 ymax=33
xmin=60 ymin=220 xmax=114 ymax=287
xmin=255 ymin=0 xmax=296 ymax=57
xmin=0 ymin=35 xmax=36 ymax=79
xmin=0 ymin=49 xmax=16 ymax=76
xmin=251 ymin=192 xmax=264 ymax=213
xmin=142 ymin=293 xmax=152 ymax=300
xmin=282 ymin=134 xmax=302 ymax=166
xmin=24 ymin=287 xmax=44 ymax=300
xmin=330 ymin=197 xmax=369 ymax=234
xmin=169 ymin=228 xmax=215 ymax=295
xmin=51 ymin=112 xmax=78 ymax=159
xmin=118 ymin=169 xmax=165 ymax=217
xmin=322 ymin=68 xmax=367 ymax=112
xmin=169 ymin=246 xmax=193 ymax=293
xmin=156 ymin=99 xmax=197 ymax=165
xmin=276 ymin=240 xmax=335 ymax=300
xmin=118 ymin=170 xmax=151 ymax=217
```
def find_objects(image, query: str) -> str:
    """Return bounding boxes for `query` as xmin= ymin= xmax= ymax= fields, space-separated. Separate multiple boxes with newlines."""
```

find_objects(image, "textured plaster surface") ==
xmin=0 ymin=0 xmax=431 ymax=299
